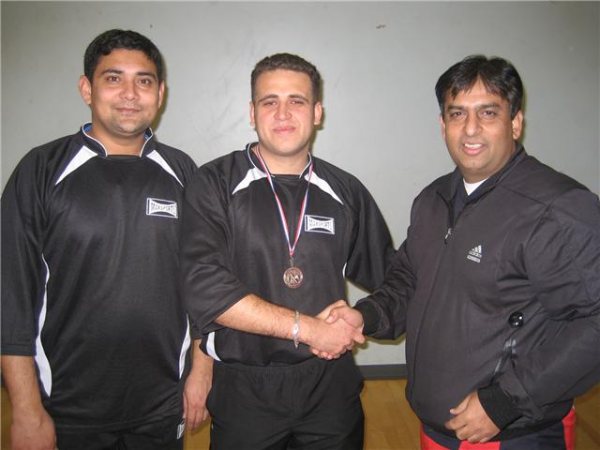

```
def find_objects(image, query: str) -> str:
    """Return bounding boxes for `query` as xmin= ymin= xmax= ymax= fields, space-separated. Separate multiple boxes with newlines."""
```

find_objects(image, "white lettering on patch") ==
xmin=146 ymin=198 xmax=178 ymax=219
xmin=304 ymin=215 xmax=335 ymax=235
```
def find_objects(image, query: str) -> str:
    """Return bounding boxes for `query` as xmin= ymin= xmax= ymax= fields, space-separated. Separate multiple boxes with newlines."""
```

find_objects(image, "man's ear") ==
xmin=79 ymin=75 xmax=92 ymax=105
xmin=158 ymin=81 xmax=165 ymax=109
xmin=439 ymin=114 xmax=446 ymax=140
xmin=249 ymin=100 xmax=256 ymax=128
xmin=512 ymin=110 xmax=524 ymax=140
xmin=313 ymin=102 xmax=323 ymax=126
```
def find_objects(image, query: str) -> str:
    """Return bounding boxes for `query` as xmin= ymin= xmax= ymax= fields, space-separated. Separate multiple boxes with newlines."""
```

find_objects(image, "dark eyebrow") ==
xmin=445 ymin=105 xmax=465 ymax=113
xmin=99 ymin=69 xmax=123 ymax=76
xmin=99 ymin=69 xmax=158 ymax=81
xmin=256 ymin=93 xmax=310 ymax=103
xmin=136 ymin=71 xmax=158 ymax=80
xmin=445 ymin=103 xmax=501 ymax=112
xmin=256 ymin=94 xmax=278 ymax=103
xmin=289 ymin=94 xmax=309 ymax=101
xmin=477 ymin=103 xmax=501 ymax=110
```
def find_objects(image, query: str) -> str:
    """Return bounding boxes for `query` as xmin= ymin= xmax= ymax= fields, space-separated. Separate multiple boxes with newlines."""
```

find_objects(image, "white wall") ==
xmin=2 ymin=1 xmax=599 ymax=365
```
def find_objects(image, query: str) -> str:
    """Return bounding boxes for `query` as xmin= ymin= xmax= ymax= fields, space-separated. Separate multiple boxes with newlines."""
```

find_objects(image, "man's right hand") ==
xmin=11 ymin=406 xmax=56 ymax=450
xmin=215 ymin=295 xmax=365 ymax=360
xmin=304 ymin=300 xmax=365 ymax=359
xmin=2 ymin=355 xmax=57 ymax=450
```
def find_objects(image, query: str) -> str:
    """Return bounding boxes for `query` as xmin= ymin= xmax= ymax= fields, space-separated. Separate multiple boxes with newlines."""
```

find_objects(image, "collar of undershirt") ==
xmin=463 ymin=178 xmax=487 ymax=195
xmin=247 ymin=142 xmax=312 ymax=178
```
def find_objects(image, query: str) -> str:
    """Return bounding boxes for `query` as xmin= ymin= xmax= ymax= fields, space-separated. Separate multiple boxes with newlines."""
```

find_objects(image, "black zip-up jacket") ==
xmin=356 ymin=147 xmax=600 ymax=440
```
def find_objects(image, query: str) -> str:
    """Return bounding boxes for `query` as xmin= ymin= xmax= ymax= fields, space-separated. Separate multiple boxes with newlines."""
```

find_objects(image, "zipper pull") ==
xmin=444 ymin=227 xmax=452 ymax=243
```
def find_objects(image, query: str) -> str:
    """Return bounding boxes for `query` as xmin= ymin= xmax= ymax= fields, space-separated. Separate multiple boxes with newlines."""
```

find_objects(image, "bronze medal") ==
xmin=283 ymin=266 xmax=304 ymax=289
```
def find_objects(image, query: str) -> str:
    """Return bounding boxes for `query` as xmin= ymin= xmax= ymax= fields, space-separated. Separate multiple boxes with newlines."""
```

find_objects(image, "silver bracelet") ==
xmin=292 ymin=310 xmax=300 ymax=349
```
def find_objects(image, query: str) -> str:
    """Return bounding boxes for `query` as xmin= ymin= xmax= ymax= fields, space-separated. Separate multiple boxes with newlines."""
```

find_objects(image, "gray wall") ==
xmin=2 ymin=2 xmax=599 ymax=366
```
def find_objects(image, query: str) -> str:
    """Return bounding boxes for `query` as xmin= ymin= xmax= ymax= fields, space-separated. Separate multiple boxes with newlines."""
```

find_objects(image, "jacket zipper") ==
xmin=444 ymin=227 xmax=452 ymax=243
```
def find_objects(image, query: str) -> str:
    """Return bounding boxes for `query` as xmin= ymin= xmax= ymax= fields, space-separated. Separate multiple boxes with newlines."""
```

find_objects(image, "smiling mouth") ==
xmin=273 ymin=126 xmax=295 ymax=133
xmin=116 ymin=107 xmax=141 ymax=114
xmin=463 ymin=143 xmax=484 ymax=155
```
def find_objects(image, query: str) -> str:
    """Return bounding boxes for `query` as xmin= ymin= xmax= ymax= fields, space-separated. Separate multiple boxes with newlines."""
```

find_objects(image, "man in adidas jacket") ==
xmin=329 ymin=55 xmax=600 ymax=449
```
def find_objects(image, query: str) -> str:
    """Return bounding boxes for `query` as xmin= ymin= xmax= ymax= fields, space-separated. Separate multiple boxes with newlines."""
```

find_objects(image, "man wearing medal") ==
xmin=181 ymin=53 xmax=394 ymax=449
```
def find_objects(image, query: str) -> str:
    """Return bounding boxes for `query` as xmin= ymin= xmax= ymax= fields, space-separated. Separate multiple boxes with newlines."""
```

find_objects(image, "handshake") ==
xmin=298 ymin=300 xmax=366 ymax=360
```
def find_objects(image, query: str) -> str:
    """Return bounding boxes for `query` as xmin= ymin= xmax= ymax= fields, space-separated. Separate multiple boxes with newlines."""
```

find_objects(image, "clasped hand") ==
xmin=309 ymin=300 xmax=365 ymax=360
xmin=444 ymin=391 xmax=500 ymax=443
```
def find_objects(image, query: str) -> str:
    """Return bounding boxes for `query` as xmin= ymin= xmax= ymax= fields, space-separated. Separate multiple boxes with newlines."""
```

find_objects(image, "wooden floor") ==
xmin=2 ymin=380 xmax=599 ymax=449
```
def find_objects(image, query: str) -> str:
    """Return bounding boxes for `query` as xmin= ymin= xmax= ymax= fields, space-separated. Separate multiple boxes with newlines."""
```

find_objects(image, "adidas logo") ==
xmin=146 ymin=198 xmax=178 ymax=219
xmin=467 ymin=245 xmax=482 ymax=263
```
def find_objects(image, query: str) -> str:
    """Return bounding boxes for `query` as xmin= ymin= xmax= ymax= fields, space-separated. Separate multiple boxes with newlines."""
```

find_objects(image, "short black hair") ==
xmin=435 ymin=55 xmax=523 ymax=118
xmin=84 ymin=29 xmax=164 ymax=83
xmin=251 ymin=53 xmax=322 ymax=102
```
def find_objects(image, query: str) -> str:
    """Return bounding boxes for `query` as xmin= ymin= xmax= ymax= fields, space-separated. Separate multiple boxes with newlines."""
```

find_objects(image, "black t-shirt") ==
xmin=1 ymin=126 xmax=197 ymax=430
xmin=181 ymin=144 xmax=394 ymax=366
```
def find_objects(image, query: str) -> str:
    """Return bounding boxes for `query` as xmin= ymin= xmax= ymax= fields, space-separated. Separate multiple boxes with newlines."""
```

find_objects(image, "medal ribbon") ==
xmin=254 ymin=147 xmax=313 ymax=265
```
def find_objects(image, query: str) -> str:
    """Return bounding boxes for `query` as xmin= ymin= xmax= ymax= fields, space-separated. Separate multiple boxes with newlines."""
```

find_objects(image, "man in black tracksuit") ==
xmin=181 ymin=53 xmax=394 ymax=449
xmin=330 ymin=56 xmax=600 ymax=449
xmin=1 ymin=30 xmax=212 ymax=450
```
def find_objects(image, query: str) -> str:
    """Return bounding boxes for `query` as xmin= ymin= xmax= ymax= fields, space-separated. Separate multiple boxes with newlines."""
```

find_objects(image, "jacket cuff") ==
xmin=478 ymin=384 xmax=522 ymax=429
xmin=354 ymin=301 xmax=379 ymax=335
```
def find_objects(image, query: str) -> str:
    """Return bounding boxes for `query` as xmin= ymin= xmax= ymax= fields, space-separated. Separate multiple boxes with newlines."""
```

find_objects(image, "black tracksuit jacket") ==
xmin=356 ymin=146 xmax=600 ymax=440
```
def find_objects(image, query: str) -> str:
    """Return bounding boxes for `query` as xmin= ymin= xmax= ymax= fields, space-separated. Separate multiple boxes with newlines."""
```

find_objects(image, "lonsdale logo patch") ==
xmin=146 ymin=198 xmax=178 ymax=219
xmin=304 ymin=215 xmax=335 ymax=235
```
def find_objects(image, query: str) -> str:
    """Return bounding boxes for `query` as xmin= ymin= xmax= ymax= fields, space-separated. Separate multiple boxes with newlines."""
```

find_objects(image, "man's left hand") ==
xmin=183 ymin=344 xmax=213 ymax=431
xmin=444 ymin=391 xmax=500 ymax=443
xmin=183 ymin=370 xmax=212 ymax=431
